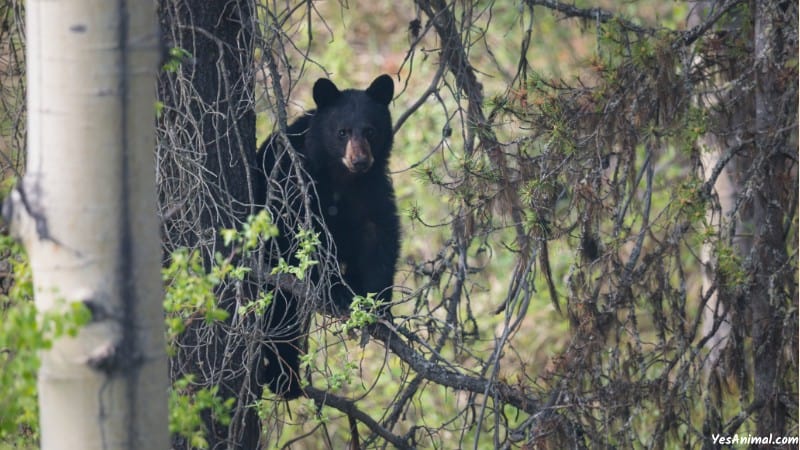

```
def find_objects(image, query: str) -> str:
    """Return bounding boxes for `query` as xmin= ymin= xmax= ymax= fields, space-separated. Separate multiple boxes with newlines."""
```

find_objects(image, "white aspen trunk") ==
xmin=698 ymin=141 xmax=736 ymax=362
xmin=4 ymin=1 xmax=167 ymax=448
xmin=689 ymin=2 xmax=744 ymax=370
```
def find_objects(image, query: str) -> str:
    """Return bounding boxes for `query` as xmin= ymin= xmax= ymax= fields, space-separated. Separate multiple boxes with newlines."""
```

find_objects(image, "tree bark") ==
xmin=694 ymin=0 xmax=794 ymax=438
xmin=692 ymin=0 xmax=742 ymax=374
xmin=751 ymin=0 xmax=790 ymax=436
xmin=157 ymin=0 xmax=260 ymax=448
xmin=4 ymin=0 xmax=167 ymax=448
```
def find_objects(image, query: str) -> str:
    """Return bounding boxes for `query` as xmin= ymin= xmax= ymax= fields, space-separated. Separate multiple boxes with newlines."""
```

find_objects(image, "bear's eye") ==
xmin=337 ymin=129 xmax=348 ymax=138
xmin=363 ymin=127 xmax=375 ymax=138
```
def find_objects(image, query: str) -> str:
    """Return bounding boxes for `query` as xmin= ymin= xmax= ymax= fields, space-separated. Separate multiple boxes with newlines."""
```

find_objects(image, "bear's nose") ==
xmin=352 ymin=156 xmax=371 ymax=171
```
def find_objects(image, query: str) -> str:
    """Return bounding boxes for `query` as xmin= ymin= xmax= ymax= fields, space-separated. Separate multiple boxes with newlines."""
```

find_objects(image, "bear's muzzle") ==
xmin=343 ymin=136 xmax=374 ymax=173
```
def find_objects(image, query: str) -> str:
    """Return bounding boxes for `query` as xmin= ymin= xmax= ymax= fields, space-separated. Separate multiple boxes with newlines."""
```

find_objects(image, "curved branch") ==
xmin=368 ymin=322 xmax=541 ymax=415
xmin=305 ymin=319 xmax=543 ymax=447
xmin=393 ymin=61 xmax=447 ymax=135
xmin=526 ymin=0 xmax=746 ymax=49
xmin=525 ymin=0 xmax=654 ymax=36
xmin=304 ymin=386 xmax=413 ymax=450
xmin=677 ymin=0 xmax=746 ymax=48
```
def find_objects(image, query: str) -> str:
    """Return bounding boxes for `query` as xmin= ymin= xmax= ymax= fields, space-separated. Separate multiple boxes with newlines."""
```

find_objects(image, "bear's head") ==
xmin=307 ymin=75 xmax=394 ymax=176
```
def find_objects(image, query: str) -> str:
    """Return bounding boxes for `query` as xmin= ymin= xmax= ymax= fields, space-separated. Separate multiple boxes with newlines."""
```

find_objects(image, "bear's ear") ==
xmin=313 ymin=78 xmax=341 ymax=108
xmin=366 ymin=74 xmax=394 ymax=106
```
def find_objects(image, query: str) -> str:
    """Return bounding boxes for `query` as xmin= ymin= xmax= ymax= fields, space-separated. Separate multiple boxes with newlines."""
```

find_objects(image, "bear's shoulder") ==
xmin=257 ymin=112 xmax=313 ymax=155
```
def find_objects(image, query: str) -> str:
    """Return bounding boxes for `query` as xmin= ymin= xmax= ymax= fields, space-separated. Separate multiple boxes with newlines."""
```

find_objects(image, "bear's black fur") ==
xmin=253 ymin=74 xmax=399 ymax=399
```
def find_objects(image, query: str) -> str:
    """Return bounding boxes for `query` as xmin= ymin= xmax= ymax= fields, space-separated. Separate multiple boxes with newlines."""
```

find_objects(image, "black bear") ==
xmin=253 ymin=74 xmax=400 ymax=399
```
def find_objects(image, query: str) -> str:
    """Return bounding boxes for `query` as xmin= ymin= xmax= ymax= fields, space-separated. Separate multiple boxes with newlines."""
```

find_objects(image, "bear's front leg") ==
xmin=352 ymin=218 xmax=399 ymax=318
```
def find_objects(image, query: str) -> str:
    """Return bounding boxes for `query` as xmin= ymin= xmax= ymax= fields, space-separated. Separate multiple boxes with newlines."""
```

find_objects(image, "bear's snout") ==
xmin=343 ymin=137 xmax=374 ymax=173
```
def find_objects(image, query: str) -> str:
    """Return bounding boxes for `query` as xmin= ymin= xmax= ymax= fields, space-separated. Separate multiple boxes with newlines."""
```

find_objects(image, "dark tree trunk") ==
xmin=157 ymin=0 xmax=261 ymax=448
xmin=158 ymin=0 xmax=257 ymax=237
xmin=751 ymin=0 xmax=792 ymax=438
